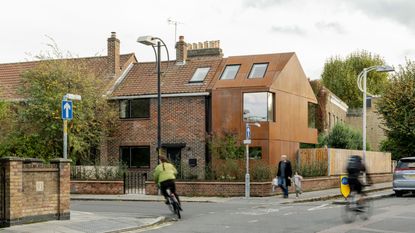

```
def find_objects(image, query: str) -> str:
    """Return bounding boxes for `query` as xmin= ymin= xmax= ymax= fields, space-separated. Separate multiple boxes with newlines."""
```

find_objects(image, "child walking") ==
xmin=293 ymin=171 xmax=303 ymax=198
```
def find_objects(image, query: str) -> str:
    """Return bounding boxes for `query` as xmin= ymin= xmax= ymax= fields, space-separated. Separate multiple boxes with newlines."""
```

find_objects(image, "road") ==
xmin=72 ymin=195 xmax=415 ymax=233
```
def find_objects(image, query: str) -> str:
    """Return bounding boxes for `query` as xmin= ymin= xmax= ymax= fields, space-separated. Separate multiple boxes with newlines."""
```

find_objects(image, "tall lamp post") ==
xmin=137 ymin=36 xmax=170 ymax=164
xmin=357 ymin=65 xmax=394 ymax=177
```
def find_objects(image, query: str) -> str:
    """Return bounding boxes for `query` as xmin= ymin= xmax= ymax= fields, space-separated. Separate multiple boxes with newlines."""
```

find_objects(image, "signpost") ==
xmin=62 ymin=94 xmax=81 ymax=159
xmin=244 ymin=122 xmax=260 ymax=198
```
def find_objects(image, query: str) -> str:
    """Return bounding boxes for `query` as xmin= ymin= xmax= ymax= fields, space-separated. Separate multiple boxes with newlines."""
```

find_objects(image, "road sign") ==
xmin=61 ymin=100 xmax=73 ymax=120
xmin=246 ymin=125 xmax=251 ymax=140
xmin=243 ymin=139 xmax=251 ymax=145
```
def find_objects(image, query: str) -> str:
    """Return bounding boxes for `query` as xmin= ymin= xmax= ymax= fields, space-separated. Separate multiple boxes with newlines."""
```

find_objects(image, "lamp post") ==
xmin=137 ymin=36 xmax=170 ymax=164
xmin=243 ymin=118 xmax=261 ymax=198
xmin=357 ymin=65 xmax=394 ymax=174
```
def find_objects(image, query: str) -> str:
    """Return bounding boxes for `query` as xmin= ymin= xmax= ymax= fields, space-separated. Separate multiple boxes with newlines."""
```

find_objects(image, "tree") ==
xmin=377 ymin=60 xmax=415 ymax=159
xmin=0 ymin=56 xmax=118 ymax=162
xmin=319 ymin=123 xmax=370 ymax=150
xmin=321 ymin=50 xmax=389 ymax=108
xmin=0 ymin=99 xmax=14 ymax=141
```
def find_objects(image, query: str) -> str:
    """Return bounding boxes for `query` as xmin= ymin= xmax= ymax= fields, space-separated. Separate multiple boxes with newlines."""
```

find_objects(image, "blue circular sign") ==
xmin=341 ymin=177 xmax=348 ymax=185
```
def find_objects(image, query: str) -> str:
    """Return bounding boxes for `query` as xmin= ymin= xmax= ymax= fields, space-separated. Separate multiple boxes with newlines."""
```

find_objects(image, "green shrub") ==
xmin=251 ymin=161 xmax=272 ymax=181
xmin=294 ymin=161 xmax=327 ymax=177
xmin=319 ymin=123 xmax=370 ymax=150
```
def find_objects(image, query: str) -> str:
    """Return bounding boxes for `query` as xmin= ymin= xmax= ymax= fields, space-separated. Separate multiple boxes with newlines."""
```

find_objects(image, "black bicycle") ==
xmin=166 ymin=188 xmax=182 ymax=219
xmin=341 ymin=191 xmax=373 ymax=223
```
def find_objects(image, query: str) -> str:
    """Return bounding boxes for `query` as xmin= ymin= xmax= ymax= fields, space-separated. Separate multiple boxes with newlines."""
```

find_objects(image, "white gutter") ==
xmin=108 ymin=92 xmax=210 ymax=100
xmin=330 ymin=94 xmax=348 ymax=112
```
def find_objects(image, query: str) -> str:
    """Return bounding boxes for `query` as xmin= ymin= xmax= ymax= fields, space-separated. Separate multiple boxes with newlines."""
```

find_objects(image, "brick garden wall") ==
xmin=145 ymin=174 xmax=392 ymax=197
xmin=0 ymin=158 xmax=70 ymax=228
xmin=70 ymin=181 xmax=124 ymax=194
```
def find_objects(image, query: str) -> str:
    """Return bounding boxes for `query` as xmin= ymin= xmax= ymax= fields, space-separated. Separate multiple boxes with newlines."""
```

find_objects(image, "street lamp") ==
xmin=137 ymin=36 xmax=170 ymax=164
xmin=357 ymin=65 xmax=394 ymax=171
xmin=243 ymin=112 xmax=261 ymax=198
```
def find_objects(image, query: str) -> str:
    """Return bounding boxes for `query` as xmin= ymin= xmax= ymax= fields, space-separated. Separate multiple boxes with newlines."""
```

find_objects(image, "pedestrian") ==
xmin=293 ymin=171 xmax=303 ymax=198
xmin=277 ymin=154 xmax=292 ymax=198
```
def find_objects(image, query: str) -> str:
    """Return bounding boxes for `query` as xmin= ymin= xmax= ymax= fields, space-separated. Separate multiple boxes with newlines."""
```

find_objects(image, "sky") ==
xmin=1 ymin=0 xmax=414 ymax=79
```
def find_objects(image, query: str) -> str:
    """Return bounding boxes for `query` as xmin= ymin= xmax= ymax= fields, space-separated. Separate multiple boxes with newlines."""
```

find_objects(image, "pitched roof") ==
xmin=111 ymin=52 xmax=299 ymax=97
xmin=0 ymin=54 xmax=136 ymax=100
xmin=110 ymin=57 xmax=223 ymax=97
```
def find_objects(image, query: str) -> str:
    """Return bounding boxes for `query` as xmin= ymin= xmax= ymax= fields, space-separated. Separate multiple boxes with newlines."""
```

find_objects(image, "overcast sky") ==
xmin=1 ymin=0 xmax=414 ymax=79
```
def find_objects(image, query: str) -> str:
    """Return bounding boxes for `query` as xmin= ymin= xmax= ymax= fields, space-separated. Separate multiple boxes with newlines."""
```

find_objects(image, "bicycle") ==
xmin=341 ymin=190 xmax=373 ymax=223
xmin=166 ymin=188 xmax=182 ymax=219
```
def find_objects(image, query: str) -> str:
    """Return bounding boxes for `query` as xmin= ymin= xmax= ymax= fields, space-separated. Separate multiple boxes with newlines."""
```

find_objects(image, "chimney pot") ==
xmin=111 ymin=32 xmax=116 ymax=38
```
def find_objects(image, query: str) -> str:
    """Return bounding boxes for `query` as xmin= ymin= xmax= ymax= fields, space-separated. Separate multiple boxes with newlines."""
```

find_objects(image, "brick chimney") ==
xmin=107 ymin=32 xmax=120 ymax=77
xmin=175 ymin=35 xmax=187 ymax=65
xmin=186 ymin=39 xmax=223 ymax=59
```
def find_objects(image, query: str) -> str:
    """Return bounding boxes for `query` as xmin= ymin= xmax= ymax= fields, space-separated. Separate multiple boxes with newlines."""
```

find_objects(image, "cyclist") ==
xmin=346 ymin=155 xmax=371 ymax=205
xmin=153 ymin=156 xmax=181 ymax=208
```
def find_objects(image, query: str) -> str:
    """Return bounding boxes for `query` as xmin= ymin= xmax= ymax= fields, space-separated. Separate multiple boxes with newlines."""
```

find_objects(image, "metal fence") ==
xmin=124 ymin=171 xmax=147 ymax=194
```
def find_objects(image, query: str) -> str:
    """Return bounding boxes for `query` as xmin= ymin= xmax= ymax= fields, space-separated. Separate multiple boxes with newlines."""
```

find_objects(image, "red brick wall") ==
xmin=70 ymin=181 xmax=124 ymax=194
xmin=107 ymin=96 xmax=207 ymax=179
xmin=145 ymin=174 xmax=392 ymax=197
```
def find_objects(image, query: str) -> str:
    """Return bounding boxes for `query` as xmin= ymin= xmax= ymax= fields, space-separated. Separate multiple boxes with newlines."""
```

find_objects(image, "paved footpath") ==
xmin=0 ymin=182 xmax=392 ymax=233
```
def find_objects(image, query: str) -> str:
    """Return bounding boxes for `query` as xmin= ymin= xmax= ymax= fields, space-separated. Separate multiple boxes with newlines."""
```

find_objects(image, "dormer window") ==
xmin=189 ymin=67 xmax=210 ymax=83
xmin=248 ymin=63 xmax=268 ymax=79
xmin=220 ymin=64 xmax=240 ymax=80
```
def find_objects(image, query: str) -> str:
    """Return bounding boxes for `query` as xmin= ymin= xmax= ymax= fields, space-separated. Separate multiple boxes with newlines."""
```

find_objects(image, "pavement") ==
xmin=0 ymin=182 xmax=393 ymax=233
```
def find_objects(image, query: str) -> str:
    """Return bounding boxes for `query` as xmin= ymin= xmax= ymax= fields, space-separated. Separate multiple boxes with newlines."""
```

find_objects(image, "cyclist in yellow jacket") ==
xmin=153 ymin=156 xmax=180 ymax=206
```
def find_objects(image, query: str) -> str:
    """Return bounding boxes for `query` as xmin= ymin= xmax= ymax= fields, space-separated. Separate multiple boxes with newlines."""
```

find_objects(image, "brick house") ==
xmin=107 ymin=36 xmax=318 ymax=178
xmin=1 ymin=33 xmax=318 ymax=178
xmin=309 ymin=80 xmax=386 ymax=151
xmin=309 ymin=80 xmax=349 ymax=133
xmin=0 ymin=32 xmax=136 ymax=163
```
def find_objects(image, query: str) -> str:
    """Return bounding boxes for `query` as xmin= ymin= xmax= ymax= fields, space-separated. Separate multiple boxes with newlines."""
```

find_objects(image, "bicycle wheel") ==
xmin=167 ymin=198 xmax=175 ymax=214
xmin=359 ymin=199 xmax=373 ymax=221
xmin=173 ymin=201 xmax=181 ymax=219
xmin=341 ymin=203 xmax=356 ymax=223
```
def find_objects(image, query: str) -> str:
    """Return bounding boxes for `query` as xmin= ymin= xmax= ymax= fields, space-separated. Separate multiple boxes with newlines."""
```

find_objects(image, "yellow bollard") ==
xmin=340 ymin=175 xmax=350 ymax=198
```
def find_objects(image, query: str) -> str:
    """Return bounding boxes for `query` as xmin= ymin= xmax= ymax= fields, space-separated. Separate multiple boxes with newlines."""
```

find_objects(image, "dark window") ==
xmin=120 ymin=146 xmax=150 ymax=168
xmin=366 ymin=97 xmax=372 ymax=108
xmin=190 ymin=67 xmax=210 ymax=83
xmin=249 ymin=147 xmax=262 ymax=159
xmin=248 ymin=63 xmax=268 ymax=79
xmin=119 ymin=99 xmax=150 ymax=119
xmin=308 ymin=102 xmax=317 ymax=128
xmin=220 ymin=64 xmax=240 ymax=80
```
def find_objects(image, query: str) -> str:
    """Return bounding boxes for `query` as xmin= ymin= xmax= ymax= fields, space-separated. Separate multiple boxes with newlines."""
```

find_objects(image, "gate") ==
xmin=124 ymin=171 xmax=147 ymax=194
xmin=0 ymin=166 xmax=5 ymax=225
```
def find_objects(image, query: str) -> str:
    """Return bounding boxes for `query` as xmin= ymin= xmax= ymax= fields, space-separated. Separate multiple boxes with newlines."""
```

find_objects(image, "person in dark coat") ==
xmin=277 ymin=154 xmax=293 ymax=198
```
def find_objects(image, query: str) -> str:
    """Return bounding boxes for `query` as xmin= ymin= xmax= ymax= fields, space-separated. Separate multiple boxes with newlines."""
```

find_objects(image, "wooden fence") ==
xmin=298 ymin=148 xmax=392 ymax=176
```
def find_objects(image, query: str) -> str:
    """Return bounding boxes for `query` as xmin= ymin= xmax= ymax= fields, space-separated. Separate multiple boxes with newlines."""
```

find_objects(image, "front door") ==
xmin=166 ymin=147 xmax=181 ymax=168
